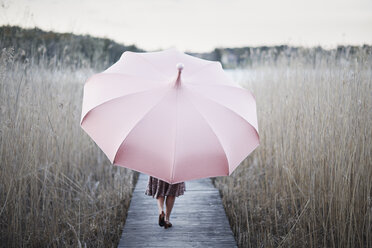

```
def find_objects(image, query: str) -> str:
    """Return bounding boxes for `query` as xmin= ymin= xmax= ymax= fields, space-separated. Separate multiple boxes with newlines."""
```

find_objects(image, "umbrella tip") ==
xmin=176 ymin=63 xmax=184 ymax=71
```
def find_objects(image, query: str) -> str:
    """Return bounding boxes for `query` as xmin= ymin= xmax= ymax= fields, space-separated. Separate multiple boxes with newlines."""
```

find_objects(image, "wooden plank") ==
xmin=118 ymin=173 xmax=237 ymax=248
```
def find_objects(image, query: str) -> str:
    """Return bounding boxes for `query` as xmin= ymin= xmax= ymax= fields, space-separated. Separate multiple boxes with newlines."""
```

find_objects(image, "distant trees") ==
xmin=0 ymin=25 xmax=143 ymax=70
xmin=190 ymin=45 xmax=372 ymax=68
xmin=1 ymin=25 xmax=371 ymax=70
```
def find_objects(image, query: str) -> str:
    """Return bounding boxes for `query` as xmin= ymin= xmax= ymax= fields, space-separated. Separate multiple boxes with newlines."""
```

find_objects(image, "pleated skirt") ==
xmin=145 ymin=176 xmax=186 ymax=198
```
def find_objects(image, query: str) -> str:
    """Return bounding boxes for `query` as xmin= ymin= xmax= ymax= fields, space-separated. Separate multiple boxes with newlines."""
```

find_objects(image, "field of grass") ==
xmin=214 ymin=48 xmax=372 ymax=247
xmin=0 ymin=47 xmax=138 ymax=247
xmin=1 ymin=40 xmax=371 ymax=248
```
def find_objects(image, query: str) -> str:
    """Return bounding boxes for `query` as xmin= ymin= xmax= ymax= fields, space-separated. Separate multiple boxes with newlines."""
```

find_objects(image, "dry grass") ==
xmin=214 ymin=49 xmax=372 ymax=247
xmin=0 ymin=48 xmax=138 ymax=247
xmin=1 ymin=44 xmax=371 ymax=248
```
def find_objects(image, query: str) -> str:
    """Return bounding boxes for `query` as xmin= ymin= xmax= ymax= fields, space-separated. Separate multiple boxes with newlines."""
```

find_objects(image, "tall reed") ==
xmin=0 ymin=47 xmax=138 ymax=247
xmin=214 ymin=48 xmax=372 ymax=248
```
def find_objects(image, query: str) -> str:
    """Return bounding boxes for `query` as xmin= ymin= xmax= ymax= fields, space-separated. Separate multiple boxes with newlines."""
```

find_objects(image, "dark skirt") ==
xmin=145 ymin=176 xmax=186 ymax=198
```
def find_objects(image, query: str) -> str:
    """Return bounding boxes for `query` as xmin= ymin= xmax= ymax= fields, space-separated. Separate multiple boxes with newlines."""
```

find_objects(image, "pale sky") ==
xmin=1 ymin=0 xmax=371 ymax=52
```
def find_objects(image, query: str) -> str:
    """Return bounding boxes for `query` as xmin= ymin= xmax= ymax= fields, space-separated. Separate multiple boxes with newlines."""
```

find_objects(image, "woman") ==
xmin=145 ymin=176 xmax=186 ymax=229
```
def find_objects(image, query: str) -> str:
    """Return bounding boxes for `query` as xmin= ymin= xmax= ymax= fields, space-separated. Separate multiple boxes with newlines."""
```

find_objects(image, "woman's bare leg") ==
xmin=156 ymin=196 xmax=165 ymax=215
xmin=165 ymin=196 xmax=176 ymax=221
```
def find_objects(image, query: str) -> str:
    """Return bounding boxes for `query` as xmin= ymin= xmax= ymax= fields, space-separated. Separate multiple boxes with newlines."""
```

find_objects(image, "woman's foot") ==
xmin=158 ymin=211 xmax=165 ymax=226
xmin=164 ymin=220 xmax=172 ymax=229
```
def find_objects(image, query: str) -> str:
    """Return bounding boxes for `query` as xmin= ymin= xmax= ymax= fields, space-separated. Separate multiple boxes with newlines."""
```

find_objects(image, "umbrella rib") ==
xmin=186 ymin=85 xmax=259 ymax=134
xmin=186 ymin=85 xmax=259 ymax=136
xmin=182 ymin=92 xmax=230 ymax=174
xmin=112 ymin=88 xmax=173 ymax=164
xmin=99 ymin=71 xmax=164 ymax=82
xmin=186 ymin=81 xmax=246 ymax=91
xmin=170 ymin=88 xmax=179 ymax=183
xmin=184 ymin=62 xmax=218 ymax=79
xmin=134 ymin=53 xmax=171 ymax=79
xmin=81 ymin=86 xmax=168 ymax=125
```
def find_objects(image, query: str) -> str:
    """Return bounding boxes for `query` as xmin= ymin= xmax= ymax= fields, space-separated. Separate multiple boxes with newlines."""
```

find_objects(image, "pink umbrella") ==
xmin=80 ymin=48 xmax=259 ymax=184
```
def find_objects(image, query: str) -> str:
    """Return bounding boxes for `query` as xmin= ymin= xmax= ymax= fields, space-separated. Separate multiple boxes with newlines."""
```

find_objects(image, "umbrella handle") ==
xmin=175 ymin=63 xmax=184 ymax=87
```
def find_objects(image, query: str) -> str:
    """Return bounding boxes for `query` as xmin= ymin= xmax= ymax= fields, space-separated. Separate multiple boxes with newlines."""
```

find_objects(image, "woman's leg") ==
xmin=165 ymin=196 xmax=176 ymax=221
xmin=156 ymin=196 xmax=165 ymax=215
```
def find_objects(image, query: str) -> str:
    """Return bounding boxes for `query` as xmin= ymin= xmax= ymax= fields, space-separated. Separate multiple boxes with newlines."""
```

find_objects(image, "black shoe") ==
xmin=158 ymin=211 xmax=165 ymax=226
xmin=164 ymin=220 xmax=172 ymax=229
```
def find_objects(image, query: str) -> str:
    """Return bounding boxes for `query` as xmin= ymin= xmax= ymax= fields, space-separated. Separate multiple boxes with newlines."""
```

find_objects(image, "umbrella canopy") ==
xmin=80 ymin=48 xmax=259 ymax=184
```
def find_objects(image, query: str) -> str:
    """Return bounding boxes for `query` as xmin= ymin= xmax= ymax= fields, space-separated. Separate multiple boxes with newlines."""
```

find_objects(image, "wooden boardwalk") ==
xmin=118 ymin=173 xmax=237 ymax=248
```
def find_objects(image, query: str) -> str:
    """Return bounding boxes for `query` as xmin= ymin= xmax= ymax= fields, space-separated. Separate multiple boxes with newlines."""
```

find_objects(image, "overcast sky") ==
xmin=1 ymin=0 xmax=371 ymax=52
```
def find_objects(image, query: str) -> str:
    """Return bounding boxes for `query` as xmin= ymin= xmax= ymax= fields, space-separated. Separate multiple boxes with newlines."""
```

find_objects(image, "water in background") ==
xmin=224 ymin=69 xmax=258 ymax=87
